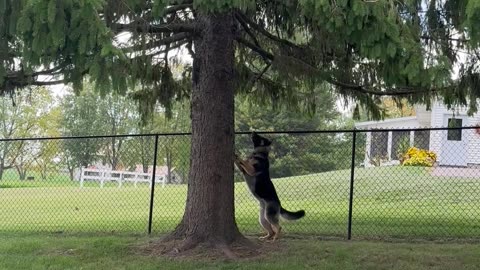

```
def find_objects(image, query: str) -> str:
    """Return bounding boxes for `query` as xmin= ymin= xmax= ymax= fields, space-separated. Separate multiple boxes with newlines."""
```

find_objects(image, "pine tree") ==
xmin=2 ymin=0 xmax=480 ymax=256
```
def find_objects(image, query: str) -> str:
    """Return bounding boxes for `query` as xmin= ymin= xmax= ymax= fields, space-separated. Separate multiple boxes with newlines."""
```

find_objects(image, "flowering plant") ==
xmin=402 ymin=147 xmax=437 ymax=167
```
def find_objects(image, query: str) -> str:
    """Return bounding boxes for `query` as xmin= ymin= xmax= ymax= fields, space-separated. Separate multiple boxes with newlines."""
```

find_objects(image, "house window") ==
xmin=447 ymin=118 xmax=462 ymax=141
xmin=391 ymin=131 xmax=410 ymax=159
xmin=414 ymin=130 xmax=430 ymax=150
xmin=370 ymin=132 xmax=388 ymax=160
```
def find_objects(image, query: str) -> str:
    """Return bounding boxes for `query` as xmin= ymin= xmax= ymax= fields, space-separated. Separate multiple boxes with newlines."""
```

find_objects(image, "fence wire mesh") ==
xmin=0 ymin=127 xmax=479 ymax=240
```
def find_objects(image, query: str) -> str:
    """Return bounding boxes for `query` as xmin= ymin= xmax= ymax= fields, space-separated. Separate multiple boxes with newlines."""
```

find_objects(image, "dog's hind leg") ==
xmin=258 ymin=202 xmax=274 ymax=240
xmin=265 ymin=203 xmax=282 ymax=242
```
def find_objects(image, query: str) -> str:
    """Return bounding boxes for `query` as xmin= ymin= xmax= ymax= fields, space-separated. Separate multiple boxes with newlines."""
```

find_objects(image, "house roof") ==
xmin=354 ymin=116 xmax=420 ymax=129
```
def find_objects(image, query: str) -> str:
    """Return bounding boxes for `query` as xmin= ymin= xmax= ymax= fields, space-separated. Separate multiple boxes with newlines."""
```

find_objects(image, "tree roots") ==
xmin=152 ymin=228 xmax=260 ymax=260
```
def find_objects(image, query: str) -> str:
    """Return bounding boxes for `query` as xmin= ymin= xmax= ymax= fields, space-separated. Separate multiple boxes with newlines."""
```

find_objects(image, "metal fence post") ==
xmin=347 ymin=129 xmax=357 ymax=240
xmin=148 ymin=134 xmax=160 ymax=235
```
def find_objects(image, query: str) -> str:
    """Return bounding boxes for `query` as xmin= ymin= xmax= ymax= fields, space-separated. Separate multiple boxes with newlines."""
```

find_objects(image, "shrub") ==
xmin=402 ymin=147 xmax=437 ymax=167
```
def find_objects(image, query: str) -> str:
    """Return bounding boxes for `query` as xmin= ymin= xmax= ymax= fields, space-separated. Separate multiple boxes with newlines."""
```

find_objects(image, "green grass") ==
xmin=1 ymin=234 xmax=479 ymax=270
xmin=0 ymin=166 xmax=479 ymax=239
xmin=0 ymin=169 xmax=73 ymax=188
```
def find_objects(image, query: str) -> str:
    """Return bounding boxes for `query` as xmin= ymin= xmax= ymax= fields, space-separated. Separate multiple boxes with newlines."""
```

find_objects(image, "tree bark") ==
xmin=68 ymin=167 xmax=75 ymax=181
xmin=163 ymin=11 xmax=246 ymax=253
xmin=16 ymin=165 xmax=27 ymax=181
xmin=166 ymin=147 xmax=172 ymax=184
xmin=0 ymin=163 xmax=4 ymax=181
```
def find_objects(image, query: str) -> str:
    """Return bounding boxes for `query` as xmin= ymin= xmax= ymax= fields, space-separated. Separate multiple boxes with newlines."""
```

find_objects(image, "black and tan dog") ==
xmin=234 ymin=132 xmax=305 ymax=241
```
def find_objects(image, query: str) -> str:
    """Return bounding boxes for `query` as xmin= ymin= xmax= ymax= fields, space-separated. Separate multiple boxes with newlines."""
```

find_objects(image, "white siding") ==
xmin=429 ymin=103 xmax=445 ymax=164
xmin=430 ymin=102 xmax=480 ymax=165
xmin=413 ymin=105 xmax=432 ymax=126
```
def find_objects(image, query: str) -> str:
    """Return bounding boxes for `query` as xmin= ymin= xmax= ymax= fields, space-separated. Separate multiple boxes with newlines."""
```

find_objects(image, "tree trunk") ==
xmin=0 ymin=162 xmax=4 ymax=181
xmin=68 ymin=167 xmax=74 ymax=181
xmin=16 ymin=166 xmax=26 ymax=180
xmin=141 ymin=137 xmax=149 ymax=173
xmin=165 ymin=147 xmax=172 ymax=184
xmin=40 ymin=165 xmax=47 ymax=180
xmin=163 ymin=11 xmax=247 ymax=254
xmin=110 ymin=137 xmax=117 ymax=170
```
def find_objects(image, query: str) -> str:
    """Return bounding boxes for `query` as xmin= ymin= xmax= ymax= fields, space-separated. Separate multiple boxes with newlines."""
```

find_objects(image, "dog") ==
xmin=234 ymin=132 xmax=305 ymax=241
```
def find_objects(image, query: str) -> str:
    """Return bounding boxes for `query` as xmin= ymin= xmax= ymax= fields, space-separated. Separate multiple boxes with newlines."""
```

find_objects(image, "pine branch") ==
xmin=246 ymin=63 xmax=272 ymax=89
xmin=164 ymin=3 xmax=193 ymax=14
xmin=235 ymin=35 xmax=452 ymax=97
xmin=420 ymin=35 xmax=469 ymax=43
xmin=235 ymin=11 xmax=302 ymax=50
xmin=32 ymin=80 xmax=68 ymax=86
xmin=123 ymin=32 xmax=191 ymax=52
xmin=145 ymin=40 xmax=187 ymax=57
xmin=3 ymin=78 xmax=67 ymax=90
xmin=112 ymin=22 xmax=196 ymax=34
xmin=3 ymin=67 xmax=90 ymax=90
xmin=234 ymin=36 xmax=274 ymax=60
xmin=234 ymin=13 xmax=260 ymax=48
xmin=30 ymin=64 xmax=69 ymax=76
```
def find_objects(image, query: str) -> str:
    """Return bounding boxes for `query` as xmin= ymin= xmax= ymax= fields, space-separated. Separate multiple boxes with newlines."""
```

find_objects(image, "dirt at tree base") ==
xmin=135 ymin=236 xmax=285 ymax=261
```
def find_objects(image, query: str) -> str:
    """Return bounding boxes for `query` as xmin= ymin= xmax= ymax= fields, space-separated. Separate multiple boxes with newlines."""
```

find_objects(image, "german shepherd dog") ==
xmin=234 ymin=132 xmax=305 ymax=241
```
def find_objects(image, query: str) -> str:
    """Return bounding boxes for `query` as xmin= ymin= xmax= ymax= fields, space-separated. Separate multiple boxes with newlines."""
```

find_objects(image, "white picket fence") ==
xmin=79 ymin=168 xmax=166 ymax=188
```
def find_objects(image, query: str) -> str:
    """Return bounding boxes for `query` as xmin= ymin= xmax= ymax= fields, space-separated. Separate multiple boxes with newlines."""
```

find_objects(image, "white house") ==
xmin=355 ymin=102 xmax=480 ymax=167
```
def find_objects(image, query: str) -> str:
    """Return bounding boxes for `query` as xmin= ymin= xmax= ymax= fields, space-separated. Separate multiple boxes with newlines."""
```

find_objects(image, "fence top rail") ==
xmin=0 ymin=126 xmax=478 ymax=142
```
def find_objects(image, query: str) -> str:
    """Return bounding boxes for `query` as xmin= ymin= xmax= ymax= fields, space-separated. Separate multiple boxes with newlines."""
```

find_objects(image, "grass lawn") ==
xmin=0 ymin=166 xmax=479 ymax=239
xmin=0 ymin=234 xmax=479 ymax=270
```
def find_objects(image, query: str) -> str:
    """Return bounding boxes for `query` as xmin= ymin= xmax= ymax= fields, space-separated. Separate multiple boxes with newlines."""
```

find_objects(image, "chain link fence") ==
xmin=0 ymin=127 xmax=479 ymax=240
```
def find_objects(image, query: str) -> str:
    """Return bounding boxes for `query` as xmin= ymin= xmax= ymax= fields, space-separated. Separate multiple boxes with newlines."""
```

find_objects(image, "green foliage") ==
xmin=0 ymin=87 xmax=58 ymax=180
xmin=60 ymin=80 xmax=192 ymax=180
xmin=3 ymin=0 xmax=480 ymax=120
xmin=235 ymin=85 xmax=356 ymax=178
xmin=396 ymin=136 xmax=411 ymax=161
xmin=146 ymin=99 xmax=191 ymax=183
xmin=61 ymin=82 xmax=145 ymax=173
xmin=61 ymin=90 xmax=105 ymax=169
xmin=193 ymin=0 xmax=256 ymax=12
xmin=465 ymin=0 xmax=480 ymax=46
xmin=2 ymin=235 xmax=480 ymax=269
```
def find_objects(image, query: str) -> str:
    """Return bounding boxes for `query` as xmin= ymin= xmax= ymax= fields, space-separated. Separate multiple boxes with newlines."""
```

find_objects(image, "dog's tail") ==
xmin=280 ymin=207 xmax=305 ymax=221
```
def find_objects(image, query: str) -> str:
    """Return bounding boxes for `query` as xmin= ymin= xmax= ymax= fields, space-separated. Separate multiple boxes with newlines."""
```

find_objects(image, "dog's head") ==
xmin=251 ymin=132 xmax=272 ymax=150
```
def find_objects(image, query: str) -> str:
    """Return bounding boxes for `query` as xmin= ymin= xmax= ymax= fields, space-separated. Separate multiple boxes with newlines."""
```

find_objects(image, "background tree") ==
xmin=61 ymin=83 xmax=141 ymax=176
xmin=150 ymin=100 xmax=190 ymax=183
xmin=235 ymin=84 xmax=354 ymax=177
xmin=0 ymin=87 xmax=56 ymax=180
xmin=119 ymin=99 xmax=191 ymax=180
xmin=33 ymin=107 xmax=63 ymax=181
xmin=61 ymin=89 xmax=105 ymax=179
xmin=3 ymin=0 xmax=480 ymax=255
xmin=98 ymin=94 xmax=139 ymax=170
